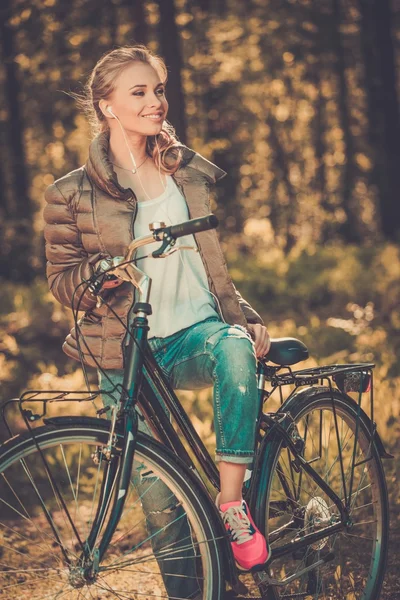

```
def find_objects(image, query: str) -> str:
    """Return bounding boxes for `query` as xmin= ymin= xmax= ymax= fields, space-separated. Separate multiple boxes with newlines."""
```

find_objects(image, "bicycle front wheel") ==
xmin=256 ymin=388 xmax=388 ymax=600
xmin=0 ymin=416 xmax=224 ymax=599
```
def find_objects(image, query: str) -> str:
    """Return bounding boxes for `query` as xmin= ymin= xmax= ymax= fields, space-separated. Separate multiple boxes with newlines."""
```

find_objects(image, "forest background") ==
xmin=0 ymin=0 xmax=400 ymax=596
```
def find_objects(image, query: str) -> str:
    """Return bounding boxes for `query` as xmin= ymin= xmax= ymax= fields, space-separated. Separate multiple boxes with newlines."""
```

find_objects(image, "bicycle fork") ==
xmin=78 ymin=310 xmax=150 ymax=580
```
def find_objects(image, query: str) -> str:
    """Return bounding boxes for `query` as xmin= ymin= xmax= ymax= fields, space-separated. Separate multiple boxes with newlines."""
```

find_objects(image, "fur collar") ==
xmin=84 ymin=130 xmax=226 ymax=200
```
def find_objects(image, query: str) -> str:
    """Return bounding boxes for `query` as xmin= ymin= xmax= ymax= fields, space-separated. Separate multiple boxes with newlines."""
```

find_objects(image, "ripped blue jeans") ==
xmin=97 ymin=316 xmax=260 ymax=597
xmin=148 ymin=315 xmax=259 ymax=462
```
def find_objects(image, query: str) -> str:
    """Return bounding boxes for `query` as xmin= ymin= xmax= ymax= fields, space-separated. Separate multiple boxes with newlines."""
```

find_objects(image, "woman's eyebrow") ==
xmin=129 ymin=82 xmax=164 ymax=90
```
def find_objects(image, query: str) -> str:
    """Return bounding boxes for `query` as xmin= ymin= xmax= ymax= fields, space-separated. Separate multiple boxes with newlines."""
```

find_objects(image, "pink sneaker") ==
xmin=216 ymin=493 xmax=269 ymax=571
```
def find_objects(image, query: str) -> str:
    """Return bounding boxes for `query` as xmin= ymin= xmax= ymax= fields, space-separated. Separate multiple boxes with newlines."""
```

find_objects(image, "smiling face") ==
xmin=104 ymin=61 xmax=169 ymax=134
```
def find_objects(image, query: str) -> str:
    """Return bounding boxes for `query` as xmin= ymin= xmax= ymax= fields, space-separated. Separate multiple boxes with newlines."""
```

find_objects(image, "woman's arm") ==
xmin=233 ymin=285 xmax=264 ymax=326
xmin=43 ymin=182 xmax=107 ymax=312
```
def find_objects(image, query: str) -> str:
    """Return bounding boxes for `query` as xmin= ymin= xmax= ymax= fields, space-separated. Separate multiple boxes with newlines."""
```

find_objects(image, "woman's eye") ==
xmin=132 ymin=89 xmax=165 ymax=97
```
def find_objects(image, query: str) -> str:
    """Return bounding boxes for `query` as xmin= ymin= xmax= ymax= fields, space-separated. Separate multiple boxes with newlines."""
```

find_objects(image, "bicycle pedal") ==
xmin=231 ymin=579 xmax=250 ymax=596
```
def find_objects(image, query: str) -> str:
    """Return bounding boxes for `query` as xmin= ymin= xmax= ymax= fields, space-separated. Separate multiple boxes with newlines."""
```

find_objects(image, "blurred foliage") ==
xmin=0 ymin=1 xmax=400 ymax=586
xmin=2 ymin=243 xmax=400 ymax=458
xmin=1 ymin=0 xmax=400 ymax=271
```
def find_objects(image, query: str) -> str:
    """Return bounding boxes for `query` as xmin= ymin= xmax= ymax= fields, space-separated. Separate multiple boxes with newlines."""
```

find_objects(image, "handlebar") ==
xmin=124 ymin=213 xmax=219 ymax=263
xmin=162 ymin=214 xmax=219 ymax=240
xmin=151 ymin=214 xmax=219 ymax=258
xmin=88 ymin=214 xmax=219 ymax=301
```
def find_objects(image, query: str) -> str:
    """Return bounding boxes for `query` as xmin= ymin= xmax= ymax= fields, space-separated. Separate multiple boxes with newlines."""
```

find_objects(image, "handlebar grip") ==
xmin=169 ymin=214 xmax=219 ymax=238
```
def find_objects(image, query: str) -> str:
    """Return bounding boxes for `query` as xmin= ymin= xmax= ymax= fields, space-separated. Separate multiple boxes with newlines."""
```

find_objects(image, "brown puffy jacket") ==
xmin=43 ymin=130 xmax=264 ymax=369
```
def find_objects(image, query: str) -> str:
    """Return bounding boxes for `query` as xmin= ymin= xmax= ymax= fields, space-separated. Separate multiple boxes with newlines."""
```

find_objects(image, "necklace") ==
xmin=111 ymin=155 xmax=149 ymax=172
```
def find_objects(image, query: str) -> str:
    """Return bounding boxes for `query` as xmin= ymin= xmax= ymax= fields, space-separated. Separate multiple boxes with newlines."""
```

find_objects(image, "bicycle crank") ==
xmin=252 ymin=551 xmax=334 ymax=594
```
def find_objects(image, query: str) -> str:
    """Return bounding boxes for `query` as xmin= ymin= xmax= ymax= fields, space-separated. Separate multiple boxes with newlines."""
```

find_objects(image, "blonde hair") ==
xmin=73 ymin=45 xmax=183 ymax=174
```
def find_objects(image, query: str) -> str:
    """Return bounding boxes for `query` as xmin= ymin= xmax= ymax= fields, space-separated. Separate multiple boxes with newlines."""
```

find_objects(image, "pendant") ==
xmin=131 ymin=168 xmax=137 ymax=174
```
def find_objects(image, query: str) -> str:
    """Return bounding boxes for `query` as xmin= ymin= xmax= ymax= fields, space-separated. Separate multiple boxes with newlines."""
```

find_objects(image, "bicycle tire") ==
xmin=255 ymin=387 xmax=389 ymax=600
xmin=0 ymin=416 xmax=225 ymax=599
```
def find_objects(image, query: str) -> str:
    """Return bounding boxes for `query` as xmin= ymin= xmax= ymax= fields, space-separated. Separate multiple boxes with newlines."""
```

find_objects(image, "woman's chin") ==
xmin=122 ymin=123 xmax=163 ymax=137
xmin=146 ymin=120 xmax=164 ymax=131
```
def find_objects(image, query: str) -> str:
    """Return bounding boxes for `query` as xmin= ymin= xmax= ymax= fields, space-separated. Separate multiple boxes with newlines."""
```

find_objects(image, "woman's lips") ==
xmin=142 ymin=113 xmax=164 ymax=121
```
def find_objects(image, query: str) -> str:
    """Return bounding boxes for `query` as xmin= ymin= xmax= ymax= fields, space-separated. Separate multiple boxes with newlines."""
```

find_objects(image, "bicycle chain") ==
xmin=259 ymin=591 xmax=313 ymax=599
xmin=281 ymin=594 xmax=313 ymax=599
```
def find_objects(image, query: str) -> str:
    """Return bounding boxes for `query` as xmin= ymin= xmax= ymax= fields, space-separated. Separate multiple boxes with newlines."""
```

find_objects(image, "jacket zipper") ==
xmin=122 ymin=190 xmax=138 ymax=363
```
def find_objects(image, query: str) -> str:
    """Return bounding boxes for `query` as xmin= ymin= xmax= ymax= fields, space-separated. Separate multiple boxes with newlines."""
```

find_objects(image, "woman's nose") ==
xmin=148 ymin=93 xmax=163 ymax=108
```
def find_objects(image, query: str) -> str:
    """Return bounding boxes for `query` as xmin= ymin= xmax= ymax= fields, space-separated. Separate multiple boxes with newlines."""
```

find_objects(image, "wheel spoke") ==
xmin=263 ymin=394 xmax=387 ymax=599
xmin=0 ymin=423 xmax=223 ymax=599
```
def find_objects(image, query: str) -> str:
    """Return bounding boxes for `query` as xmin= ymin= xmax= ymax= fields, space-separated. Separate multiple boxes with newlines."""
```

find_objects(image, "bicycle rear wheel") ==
xmin=0 ymin=416 xmax=224 ymax=599
xmin=256 ymin=388 xmax=388 ymax=600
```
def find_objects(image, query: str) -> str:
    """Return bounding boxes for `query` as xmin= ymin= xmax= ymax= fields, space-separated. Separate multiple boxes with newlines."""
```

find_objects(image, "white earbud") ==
xmin=107 ymin=106 xmax=116 ymax=118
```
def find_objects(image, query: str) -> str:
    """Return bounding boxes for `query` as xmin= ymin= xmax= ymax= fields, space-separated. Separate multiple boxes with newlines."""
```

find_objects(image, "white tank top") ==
xmin=132 ymin=175 xmax=219 ymax=338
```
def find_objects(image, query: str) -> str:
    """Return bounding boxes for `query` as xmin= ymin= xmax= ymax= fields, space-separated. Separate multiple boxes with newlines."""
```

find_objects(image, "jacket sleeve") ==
xmin=185 ymin=147 xmax=264 ymax=326
xmin=233 ymin=285 xmax=264 ymax=326
xmin=43 ymin=182 xmax=106 ymax=312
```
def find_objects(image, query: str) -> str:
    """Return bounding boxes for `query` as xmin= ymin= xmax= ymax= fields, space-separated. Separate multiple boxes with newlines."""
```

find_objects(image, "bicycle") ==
xmin=0 ymin=214 xmax=391 ymax=599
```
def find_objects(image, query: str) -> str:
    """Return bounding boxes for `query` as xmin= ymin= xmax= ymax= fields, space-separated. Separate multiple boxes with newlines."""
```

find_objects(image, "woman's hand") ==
xmin=247 ymin=323 xmax=271 ymax=358
xmin=94 ymin=257 xmax=124 ymax=290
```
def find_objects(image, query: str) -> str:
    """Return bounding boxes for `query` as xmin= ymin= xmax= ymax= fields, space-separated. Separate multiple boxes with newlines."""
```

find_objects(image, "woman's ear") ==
xmin=99 ymin=100 xmax=110 ymax=119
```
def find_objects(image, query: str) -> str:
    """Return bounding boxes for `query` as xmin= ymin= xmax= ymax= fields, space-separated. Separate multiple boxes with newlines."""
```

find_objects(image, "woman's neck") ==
xmin=108 ymin=128 xmax=148 ymax=169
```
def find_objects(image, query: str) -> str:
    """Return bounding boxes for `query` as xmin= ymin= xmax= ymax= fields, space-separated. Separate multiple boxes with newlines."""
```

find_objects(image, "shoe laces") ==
xmin=221 ymin=503 xmax=254 ymax=545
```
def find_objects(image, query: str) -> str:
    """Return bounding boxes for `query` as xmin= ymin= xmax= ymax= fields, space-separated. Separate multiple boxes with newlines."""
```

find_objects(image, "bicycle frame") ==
xmin=85 ymin=318 xmax=383 ymax=570
xmin=1 ymin=216 xmax=391 ymax=582
xmin=4 ymin=305 xmax=391 ymax=581
xmin=79 ymin=309 xmax=266 ymax=568
xmin=4 ymin=315 xmax=387 ymax=574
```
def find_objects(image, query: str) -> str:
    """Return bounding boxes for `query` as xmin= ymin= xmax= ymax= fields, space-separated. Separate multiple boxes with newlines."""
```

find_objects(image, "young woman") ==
xmin=43 ymin=45 xmax=271 ymax=595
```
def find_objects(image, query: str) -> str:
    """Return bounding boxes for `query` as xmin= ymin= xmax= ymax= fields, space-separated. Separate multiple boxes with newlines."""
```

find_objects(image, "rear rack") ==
xmin=265 ymin=362 xmax=374 ymax=387
xmin=260 ymin=361 xmax=376 ymax=439
xmin=1 ymin=389 xmax=104 ymax=440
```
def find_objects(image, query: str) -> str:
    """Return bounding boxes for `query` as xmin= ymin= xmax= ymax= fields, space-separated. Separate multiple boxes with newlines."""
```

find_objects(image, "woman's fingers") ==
xmin=248 ymin=324 xmax=271 ymax=358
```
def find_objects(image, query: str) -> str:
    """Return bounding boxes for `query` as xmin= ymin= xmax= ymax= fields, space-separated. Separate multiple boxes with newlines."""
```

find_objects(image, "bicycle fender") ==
xmin=251 ymin=385 xmax=392 ymax=532
xmin=263 ymin=386 xmax=393 ymax=459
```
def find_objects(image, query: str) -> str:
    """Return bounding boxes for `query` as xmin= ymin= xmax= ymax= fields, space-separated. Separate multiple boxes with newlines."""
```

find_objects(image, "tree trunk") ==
xmin=0 ymin=0 xmax=33 ymax=281
xmin=183 ymin=1 xmax=244 ymax=238
xmin=1 ymin=0 xmax=30 ymax=223
xmin=103 ymin=0 xmax=118 ymax=47
xmin=375 ymin=0 xmax=400 ymax=239
xmin=132 ymin=0 xmax=149 ymax=46
xmin=331 ymin=0 xmax=359 ymax=242
xmin=156 ymin=0 xmax=187 ymax=144
xmin=311 ymin=0 xmax=329 ymax=216
xmin=0 ymin=102 xmax=11 ymax=220
xmin=358 ymin=0 xmax=400 ymax=240
xmin=266 ymin=114 xmax=297 ymax=253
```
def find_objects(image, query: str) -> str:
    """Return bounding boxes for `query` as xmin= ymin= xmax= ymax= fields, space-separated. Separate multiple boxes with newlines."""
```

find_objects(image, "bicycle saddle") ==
xmin=263 ymin=337 xmax=309 ymax=366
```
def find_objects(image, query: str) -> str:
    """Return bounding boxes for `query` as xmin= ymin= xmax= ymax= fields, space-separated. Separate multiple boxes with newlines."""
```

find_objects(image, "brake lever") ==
xmin=155 ymin=245 xmax=198 ymax=258
xmin=151 ymin=234 xmax=176 ymax=257
xmin=92 ymin=236 xmax=198 ymax=308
